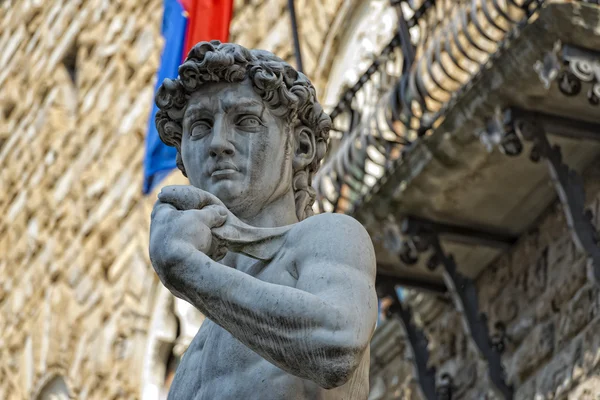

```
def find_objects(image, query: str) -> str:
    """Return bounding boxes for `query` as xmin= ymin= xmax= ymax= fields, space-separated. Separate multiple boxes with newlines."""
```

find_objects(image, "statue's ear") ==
xmin=292 ymin=126 xmax=316 ymax=171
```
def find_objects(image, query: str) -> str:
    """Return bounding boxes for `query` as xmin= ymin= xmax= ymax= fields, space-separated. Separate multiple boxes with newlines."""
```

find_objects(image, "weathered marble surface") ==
xmin=149 ymin=42 xmax=378 ymax=399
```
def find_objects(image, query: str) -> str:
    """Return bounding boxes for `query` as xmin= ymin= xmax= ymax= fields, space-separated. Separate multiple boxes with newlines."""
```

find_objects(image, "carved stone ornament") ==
xmin=558 ymin=45 xmax=600 ymax=105
xmin=148 ymin=41 xmax=378 ymax=400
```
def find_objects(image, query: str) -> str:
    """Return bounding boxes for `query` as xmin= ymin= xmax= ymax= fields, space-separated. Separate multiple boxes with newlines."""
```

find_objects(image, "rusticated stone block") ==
xmin=426 ymin=311 xmax=464 ymax=366
xmin=508 ymin=319 xmax=555 ymax=381
xmin=527 ymin=247 xmax=548 ymax=302
xmin=507 ymin=314 xmax=536 ymax=348
xmin=538 ymin=202 xmax=569 ymax=245
xmin=581 ymin=318 xmax=600 ymax=375
xmin=509 ymin=231 xmax=541 ymax=278
xmin=509 ymin=248 xmax=548 ymax=328
xmin=547 ymin=234 xmax=576 ymax=272
xmin=568 ymin=376 xmax=600 ymax=400
xmin=535 ymin=290 xmax=558 ymax=323
xmin=546 ymin=238 xmax=587 ymax=312
xmin=478 ymin=254 xmax=512 ymax=301
xmin=557 ymin=285 xmax=599 ymax=349
xmin=535 ymin=336 xmax=583 ymax=398
xmin=515 ymin=376 xmax=536 ymax=400
xmin=489 ymin=285 xmax=521 ymax=326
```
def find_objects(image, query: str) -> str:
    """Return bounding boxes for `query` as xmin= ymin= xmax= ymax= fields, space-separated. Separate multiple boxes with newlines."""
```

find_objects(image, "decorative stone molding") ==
xmin=559 ymin=45 xmax=600 ymax=105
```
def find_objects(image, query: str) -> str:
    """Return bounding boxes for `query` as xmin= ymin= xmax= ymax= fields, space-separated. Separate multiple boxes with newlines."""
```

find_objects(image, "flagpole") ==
xmin=287 ymin=0 xmax=303 ymax=73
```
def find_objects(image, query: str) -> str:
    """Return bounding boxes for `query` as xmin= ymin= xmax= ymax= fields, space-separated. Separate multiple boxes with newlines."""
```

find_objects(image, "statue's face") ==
xmin=181 ymin=79 xmax=293 ymax=217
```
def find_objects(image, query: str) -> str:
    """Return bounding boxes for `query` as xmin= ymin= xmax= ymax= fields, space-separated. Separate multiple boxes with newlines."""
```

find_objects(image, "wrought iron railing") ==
xmin=313 ymin=1 xmax=426 ymax=214
xmin=313 ymin=0 xmax=545 ymax=215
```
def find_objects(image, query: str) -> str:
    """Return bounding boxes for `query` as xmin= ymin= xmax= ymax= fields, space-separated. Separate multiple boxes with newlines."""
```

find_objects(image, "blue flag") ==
xmin=143 ymin=0 xmax=188 ymax=194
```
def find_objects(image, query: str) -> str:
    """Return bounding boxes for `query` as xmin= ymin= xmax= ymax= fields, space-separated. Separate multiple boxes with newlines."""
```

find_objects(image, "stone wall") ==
xmin=376 ymin=162 xmax=600 ymax=399
xmin=474 ymin=163 xmax=600 ymax=399
xmin=0 ymin=0 xmax=166 ymax=398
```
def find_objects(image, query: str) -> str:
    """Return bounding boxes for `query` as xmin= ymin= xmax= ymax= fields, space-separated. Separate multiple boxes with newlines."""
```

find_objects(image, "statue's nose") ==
xmin=209 ymin=119 xmax=235 ymax=157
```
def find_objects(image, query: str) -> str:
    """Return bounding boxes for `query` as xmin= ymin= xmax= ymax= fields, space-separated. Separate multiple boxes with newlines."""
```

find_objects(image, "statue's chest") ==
xmin=226 ymin=251 xmax=298 ymax=287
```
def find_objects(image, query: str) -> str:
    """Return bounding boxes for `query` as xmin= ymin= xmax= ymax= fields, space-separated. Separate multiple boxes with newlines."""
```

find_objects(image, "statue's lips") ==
xmin=211 ymin=169 xmax=238 ymax=178
xmin=210 ymin=162 xmax=239 ymax=178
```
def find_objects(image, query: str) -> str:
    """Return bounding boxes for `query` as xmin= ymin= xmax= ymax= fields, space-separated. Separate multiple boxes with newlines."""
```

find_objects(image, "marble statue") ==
xmin=149 ymin=41 xmax=378 ymax=400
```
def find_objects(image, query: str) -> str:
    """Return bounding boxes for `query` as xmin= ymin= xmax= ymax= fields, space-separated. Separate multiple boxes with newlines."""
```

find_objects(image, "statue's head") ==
xmin=155 ymin=41 xmax=330 ymax=221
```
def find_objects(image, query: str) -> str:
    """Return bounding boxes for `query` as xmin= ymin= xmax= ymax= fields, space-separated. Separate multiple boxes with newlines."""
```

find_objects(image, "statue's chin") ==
xmin=201 ymin=179 xmax=292 ymax=220
xmin=207 ymin=188 xmax=247 ymax=214
xmin=200 ymin=180 xmax=242 ymax=203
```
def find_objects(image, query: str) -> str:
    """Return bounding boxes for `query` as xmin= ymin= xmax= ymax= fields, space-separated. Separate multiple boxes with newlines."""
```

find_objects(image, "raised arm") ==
xmin=193 ymin=214 xmax=376 ymax=388
xmin=150 ymin=190 xmax=377 ymax=389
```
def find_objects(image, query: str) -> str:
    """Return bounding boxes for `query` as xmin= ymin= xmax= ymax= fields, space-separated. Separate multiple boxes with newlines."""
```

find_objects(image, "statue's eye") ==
xmin=190 ymin=120 xmax=211 ymax=138
xmin=237 ymin=116 xmax=262 ymax=128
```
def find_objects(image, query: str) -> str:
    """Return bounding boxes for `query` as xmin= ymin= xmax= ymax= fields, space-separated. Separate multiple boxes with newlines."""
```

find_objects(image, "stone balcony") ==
xmin=366 ymin=1 xmax=600 ymax=289
xmin=316 ymin=0 xmax=600 ymax=294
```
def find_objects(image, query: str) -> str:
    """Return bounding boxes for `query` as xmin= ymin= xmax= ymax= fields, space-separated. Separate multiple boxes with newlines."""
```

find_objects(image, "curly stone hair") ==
xmin=154 ymin=41 xmax=330 ymax=221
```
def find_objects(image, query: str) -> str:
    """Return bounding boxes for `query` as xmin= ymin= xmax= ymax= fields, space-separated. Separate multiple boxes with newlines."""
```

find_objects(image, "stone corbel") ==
xmin=399 ymin=217 xmax=514 ymax=400
xmin=481 ymin=99 xmax=600 ymax=286
xmin=503 ymin=109 xmax=600 ymax=285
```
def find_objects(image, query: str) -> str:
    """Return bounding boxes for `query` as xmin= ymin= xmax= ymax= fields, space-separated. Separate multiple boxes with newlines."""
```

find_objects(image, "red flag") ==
xmin=180 ymin=0 xmax=233 ymax=57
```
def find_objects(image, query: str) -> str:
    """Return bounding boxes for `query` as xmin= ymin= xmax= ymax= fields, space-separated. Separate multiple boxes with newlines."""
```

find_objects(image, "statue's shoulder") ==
xmin=286 ymin=213 xmax=375 ymax=273
xmin=300 ymin=213 xmax=364 ymax=229
xmin=289 ymin=213 xmax=372 ymax=251
xmin=296 ymin=212 xmax=363 ymax=230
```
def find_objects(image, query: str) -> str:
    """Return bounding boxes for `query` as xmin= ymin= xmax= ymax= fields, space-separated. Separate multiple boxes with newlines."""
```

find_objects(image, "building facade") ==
xmin=1 ymin=0 xmax=600 ymax=399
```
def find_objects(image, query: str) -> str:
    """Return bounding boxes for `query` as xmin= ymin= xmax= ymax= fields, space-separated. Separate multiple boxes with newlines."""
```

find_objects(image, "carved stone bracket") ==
xmin=533 ymin=43 xmax=600 ymax=104
xmin=400 ymin=217 xmax=514 ymax=400
xmin=377 ymin=280 xmax=438 ymax=400
xmin=558 ymin=45 xmax=600 ymax=105
xmin=502 ymin=108 xmax=600 ymax=285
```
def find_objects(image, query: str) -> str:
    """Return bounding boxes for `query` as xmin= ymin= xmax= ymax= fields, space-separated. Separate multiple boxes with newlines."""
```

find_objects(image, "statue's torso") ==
xmin=167 ymin=222 xmax=370 ymax=400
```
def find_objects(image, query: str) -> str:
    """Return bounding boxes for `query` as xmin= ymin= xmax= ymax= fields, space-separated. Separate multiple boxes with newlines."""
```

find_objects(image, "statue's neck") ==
xmin=237 ymin=189 xmax=299 ymax=228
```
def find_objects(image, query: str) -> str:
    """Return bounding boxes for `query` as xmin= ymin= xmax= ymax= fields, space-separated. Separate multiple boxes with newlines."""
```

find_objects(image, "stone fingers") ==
xmin=187 ymin=206 xmax=228 ymax=259
xmin=150 ymin=200 xmax=178 ymax=221
xmin=158 ymin=185 xmax=206 ymax=210
xmin=158 ymin=185 xmax=225 ymax=210
xmin=188 ymin=205 xmax=228 ymax=229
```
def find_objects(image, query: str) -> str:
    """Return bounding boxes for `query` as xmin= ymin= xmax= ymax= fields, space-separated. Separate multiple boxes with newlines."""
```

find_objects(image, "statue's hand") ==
xmin=155 ymin=185 xmax=251 ymax=256
xmin=157 ymin=185 xmax=291 ymax=261
xmin=149 ymin=194 xmax=227 ymax=293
